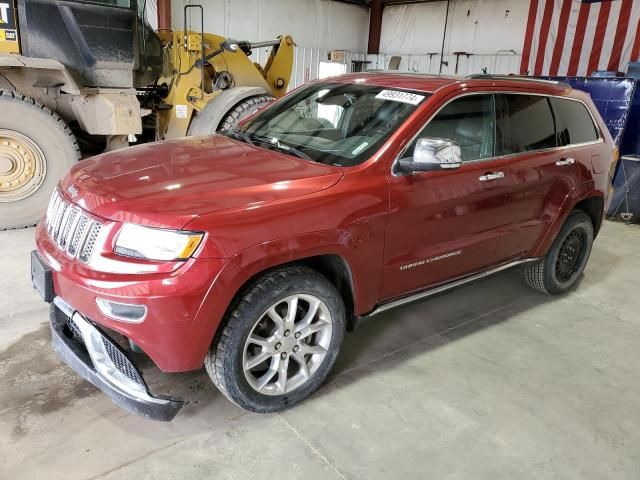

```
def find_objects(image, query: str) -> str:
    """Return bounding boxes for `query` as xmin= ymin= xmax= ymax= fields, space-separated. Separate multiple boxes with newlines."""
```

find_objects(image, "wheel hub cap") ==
xmin=242 ymin=294 xmax=333 ymax=396
xmin=0 ymin=130 xmax=47 ymax=203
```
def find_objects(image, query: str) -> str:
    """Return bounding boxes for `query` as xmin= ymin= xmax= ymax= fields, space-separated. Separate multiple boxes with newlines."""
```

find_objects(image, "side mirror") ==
xmin=398 ymin=138 xmax=462 ymax=173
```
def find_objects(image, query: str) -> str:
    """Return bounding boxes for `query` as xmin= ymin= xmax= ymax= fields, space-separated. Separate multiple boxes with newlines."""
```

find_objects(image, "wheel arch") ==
xmin=533 ymin=191 xmax=605 ymax=257
xmin=295 ymin=255 xmax=357 ymax=329
xmin=226 ymin=254 xmax=358 ymax=331
xmin=190 ymin=230 xmax=381 ymax=369
xmin=573 ymin=195 xmax=605 ymax=237
xmin=187 ymin=86 xmax=270 ymax=136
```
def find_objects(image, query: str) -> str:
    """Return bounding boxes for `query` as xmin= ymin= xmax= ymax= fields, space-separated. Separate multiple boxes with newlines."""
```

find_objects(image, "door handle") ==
xmin=555 ymin=157 xmax=575 ymax=166
xmin=478 ymin=171 xmax=505 ymax=182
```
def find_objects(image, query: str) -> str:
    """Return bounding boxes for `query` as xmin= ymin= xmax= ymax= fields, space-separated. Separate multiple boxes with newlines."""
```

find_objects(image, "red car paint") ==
xmin=35 ymin=73 xmax=615 ymax=372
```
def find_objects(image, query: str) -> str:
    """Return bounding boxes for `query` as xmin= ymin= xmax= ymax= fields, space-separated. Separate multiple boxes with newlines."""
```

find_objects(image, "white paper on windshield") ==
xmin=375 ymin=90 xmax=425 ymax=105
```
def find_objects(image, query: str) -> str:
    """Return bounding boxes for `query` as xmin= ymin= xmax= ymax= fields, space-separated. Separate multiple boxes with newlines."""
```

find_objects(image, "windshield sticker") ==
xmin=352 ymin=142 xmax=369 ymax=155
xmin=375 ymin=90 xmax=425 ymax=105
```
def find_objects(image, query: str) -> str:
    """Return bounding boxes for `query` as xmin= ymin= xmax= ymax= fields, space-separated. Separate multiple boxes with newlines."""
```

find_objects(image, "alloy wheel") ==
xmin=242 ymin=294 xmax=333 ymax=396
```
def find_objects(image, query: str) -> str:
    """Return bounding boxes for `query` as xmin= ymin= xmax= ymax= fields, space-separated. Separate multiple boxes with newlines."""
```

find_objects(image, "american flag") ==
xmin=520 ymin=0 xmax=640 ymax=76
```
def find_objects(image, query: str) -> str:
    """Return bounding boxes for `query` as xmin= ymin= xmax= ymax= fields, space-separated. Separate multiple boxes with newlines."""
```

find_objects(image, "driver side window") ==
xmin=405 ymin=94 xmax=496 ymax=163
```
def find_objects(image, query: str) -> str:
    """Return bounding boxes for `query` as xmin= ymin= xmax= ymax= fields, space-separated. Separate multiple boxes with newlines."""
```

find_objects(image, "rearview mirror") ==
xmin=398 ymin=138 xmax=462 ymax=173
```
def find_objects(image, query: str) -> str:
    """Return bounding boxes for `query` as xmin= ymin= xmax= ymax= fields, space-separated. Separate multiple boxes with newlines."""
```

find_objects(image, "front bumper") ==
xmin=35 ymin=220 xmax=229 ymax=372
xmin=49 ymin=297 xmax=184 ymax=421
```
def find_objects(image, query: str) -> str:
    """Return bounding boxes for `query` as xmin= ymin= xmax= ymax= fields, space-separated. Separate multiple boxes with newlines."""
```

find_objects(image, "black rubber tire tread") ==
xmin=522 ymin=209 xmax=594 ymax=294
xmin=522 ymin=258 xmax=548 ymax=294
xmin=205 ymin=264 xmax=346 ymax=413
xmin=218 ymin=95 xmax=273 ymax=132
xmin=0 ymin=89 xmax=80 ymax=230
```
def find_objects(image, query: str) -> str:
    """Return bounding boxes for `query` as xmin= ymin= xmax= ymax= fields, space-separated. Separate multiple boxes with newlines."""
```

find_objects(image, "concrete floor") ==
xmin=1 ymin=221 xmax=640 ymax=479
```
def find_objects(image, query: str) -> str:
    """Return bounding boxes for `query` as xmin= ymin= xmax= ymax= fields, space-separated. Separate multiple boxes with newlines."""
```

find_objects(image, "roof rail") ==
xmin=465 ymin=74 xmax=571 ymax=89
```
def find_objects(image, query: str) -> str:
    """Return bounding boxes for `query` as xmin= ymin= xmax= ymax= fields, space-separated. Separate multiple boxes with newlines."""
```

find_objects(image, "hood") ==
xmin=61 ymin=135 xmax=344 ymax=229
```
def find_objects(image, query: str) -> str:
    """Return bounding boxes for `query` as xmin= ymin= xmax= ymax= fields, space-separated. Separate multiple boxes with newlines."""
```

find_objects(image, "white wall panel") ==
xmin=380 ymin=3 xmax=449 ymax=55
xmin=445 ymin=0 xmax=529 ymax=55
xmin=171 ymin=0 xmax=368 ymax=52
xmin=378 ymin=0 xmax=529 ymax=76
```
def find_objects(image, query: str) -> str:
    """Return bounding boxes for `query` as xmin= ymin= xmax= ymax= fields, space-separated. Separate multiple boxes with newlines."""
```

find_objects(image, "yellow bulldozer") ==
xmin=0 ymin=0 xmax=294 ymax=229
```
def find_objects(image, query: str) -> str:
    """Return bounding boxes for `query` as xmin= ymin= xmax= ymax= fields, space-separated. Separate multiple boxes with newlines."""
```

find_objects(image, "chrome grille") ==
xmin=79 ymin=222 xmax=102 ymax=263
xmin=45 ymin=190 xmax=103 ymax=263
xmin=68 ymin=216 xmax=89 ymax=256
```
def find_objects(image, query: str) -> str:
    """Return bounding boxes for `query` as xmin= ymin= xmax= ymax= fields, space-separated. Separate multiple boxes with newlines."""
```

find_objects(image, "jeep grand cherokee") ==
xmin=31 ymin=73 xmax=617 ymax=420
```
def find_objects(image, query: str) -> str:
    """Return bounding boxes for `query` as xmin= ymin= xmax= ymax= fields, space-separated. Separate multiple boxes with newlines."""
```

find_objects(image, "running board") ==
xmin=366 ymin=258 xmax=539 ymax=319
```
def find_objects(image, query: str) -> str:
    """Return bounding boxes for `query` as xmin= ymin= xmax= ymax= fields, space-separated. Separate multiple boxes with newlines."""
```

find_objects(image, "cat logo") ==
xmin=0 ymin=3 xmax=9 ymax=24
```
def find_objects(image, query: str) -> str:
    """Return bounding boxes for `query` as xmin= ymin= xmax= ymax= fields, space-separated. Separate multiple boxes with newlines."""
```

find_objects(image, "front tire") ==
xmin=0 ymin=91 xmax=79 ymax=230
xmin=205 ymin=265 xmax=346 ymax=413
xmin=523 ymin=210 xmax=594 ymax=294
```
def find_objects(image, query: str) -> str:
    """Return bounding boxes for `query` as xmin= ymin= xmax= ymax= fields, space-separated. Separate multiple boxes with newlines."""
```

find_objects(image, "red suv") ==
xmin=32 ymin=73 xmax=617 ymax=420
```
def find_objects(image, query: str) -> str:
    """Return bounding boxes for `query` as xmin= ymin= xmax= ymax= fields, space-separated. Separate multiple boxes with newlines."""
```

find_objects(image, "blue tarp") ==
xmin=607 ymin=156 xmax=640 ymax=219
xmin=543 ymin=76 xmax=637 ymax=151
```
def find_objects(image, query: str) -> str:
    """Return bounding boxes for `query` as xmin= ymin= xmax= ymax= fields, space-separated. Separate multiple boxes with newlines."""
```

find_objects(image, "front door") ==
xmin=381 ymin=93 xmax=513 ymax=300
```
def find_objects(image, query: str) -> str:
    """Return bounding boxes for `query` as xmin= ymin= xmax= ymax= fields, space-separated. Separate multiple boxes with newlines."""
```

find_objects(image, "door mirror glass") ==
xmin=399 ymin=138 xmax=462 ymax=173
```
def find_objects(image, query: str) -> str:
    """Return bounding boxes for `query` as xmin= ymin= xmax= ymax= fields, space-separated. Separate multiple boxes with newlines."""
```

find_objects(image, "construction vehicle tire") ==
xmin=0 ymin=91 xmax=80 ymax=230
xmin=218 ymin=95 xmax=273 ymax=132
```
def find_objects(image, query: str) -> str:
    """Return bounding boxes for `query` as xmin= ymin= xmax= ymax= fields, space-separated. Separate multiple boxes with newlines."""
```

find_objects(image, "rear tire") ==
xmin=522 ymin=210 xmax=594 ymax=294
xmin=0 ymin=90 xmax=79 ymax=230
xmin=218 ymin=95 xmax=273 ymax=132
xmin=205 ymin=265 xmax=346 ymax=413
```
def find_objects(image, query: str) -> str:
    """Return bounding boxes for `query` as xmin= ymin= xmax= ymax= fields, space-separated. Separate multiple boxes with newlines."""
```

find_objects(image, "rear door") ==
xmin=550 ymin=96 xmax=604 ymax=186
xmin=494 ymin=93 xmax=581 ymax=262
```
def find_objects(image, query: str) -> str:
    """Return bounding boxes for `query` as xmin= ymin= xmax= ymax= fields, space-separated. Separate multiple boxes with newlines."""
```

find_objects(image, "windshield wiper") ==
xmin=225 ymin=128 xmax=254 ymax=146
xmin=247 ymin=134 xmax=312 ymax=161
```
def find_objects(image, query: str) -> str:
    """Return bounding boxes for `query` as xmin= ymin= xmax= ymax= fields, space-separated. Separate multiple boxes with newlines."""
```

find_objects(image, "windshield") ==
xmin=225 ymin=83 xmax=428 ymax=167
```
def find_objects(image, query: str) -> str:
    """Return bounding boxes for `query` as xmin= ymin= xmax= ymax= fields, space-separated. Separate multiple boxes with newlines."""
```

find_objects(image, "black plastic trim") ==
xmin=31 ymin=250 xmax=54 ymax=303
xmin=49 ymin=303 xmax=184 ymax=421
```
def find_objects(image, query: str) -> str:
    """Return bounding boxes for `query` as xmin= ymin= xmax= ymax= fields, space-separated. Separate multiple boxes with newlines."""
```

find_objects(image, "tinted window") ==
xmin=551 ymin=98 xmax=600 ymax=146
xmin=404 ymin=95 xmax=495 ymax=162
xmin=504 ymin=95 xmax=557 ymax=153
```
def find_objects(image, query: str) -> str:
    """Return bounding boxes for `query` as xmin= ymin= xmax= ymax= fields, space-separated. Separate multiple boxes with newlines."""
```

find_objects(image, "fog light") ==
xmin=96 ymin=298 xmax=147 ymax=323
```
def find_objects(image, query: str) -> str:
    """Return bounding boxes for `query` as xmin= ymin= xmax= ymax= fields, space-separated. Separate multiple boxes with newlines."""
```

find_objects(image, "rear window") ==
xmin=503 ymin=95 xmax=557 ymax=154
xmin=551 ymin=98 xmax=600 ymax=146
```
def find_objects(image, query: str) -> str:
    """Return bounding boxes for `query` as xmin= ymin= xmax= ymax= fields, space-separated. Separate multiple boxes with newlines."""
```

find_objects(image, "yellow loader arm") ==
xmin=159 ymin=32 xmax=294 ymax=139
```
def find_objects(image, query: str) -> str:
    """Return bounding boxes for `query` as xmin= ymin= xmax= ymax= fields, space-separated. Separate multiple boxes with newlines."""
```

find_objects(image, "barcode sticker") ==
xmin=375 ymin=90 xmax=425 ymax=105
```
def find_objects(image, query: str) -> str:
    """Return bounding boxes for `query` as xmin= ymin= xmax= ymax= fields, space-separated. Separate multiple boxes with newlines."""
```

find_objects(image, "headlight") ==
xmin=114 ymin=223 xmax=203 ymax=261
